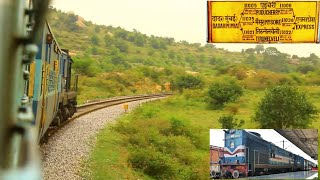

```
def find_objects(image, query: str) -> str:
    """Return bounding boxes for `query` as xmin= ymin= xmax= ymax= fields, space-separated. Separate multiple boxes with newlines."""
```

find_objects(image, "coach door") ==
xmin=38 ymin=63 xmax=49 ymax=137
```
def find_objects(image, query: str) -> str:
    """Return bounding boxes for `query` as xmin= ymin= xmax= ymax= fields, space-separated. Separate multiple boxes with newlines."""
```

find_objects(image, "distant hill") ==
xmin=47 ymin=8 xmax=320 ymax=103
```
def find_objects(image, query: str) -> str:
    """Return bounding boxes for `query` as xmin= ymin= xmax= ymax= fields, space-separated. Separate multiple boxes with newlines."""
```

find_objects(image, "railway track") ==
xmin=43 ymin=93 xmax=170 ymax=143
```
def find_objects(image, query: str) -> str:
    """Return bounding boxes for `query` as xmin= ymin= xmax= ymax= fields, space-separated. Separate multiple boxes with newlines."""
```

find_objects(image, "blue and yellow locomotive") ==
xmin=28 ymin=21 xmax=78 ymax=142
xmin=217 ymin=129 xmax=315 ymax=178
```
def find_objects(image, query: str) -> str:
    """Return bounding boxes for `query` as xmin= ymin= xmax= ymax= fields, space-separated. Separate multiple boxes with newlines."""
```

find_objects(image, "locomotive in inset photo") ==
xmin=210 ymin=129 xmax=318 ymax=179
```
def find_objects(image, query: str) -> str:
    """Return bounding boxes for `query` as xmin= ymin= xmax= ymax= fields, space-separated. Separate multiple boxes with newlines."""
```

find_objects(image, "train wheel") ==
xmin=40 ymin=131 xmax=49 ymax=144
xmin=211 ymin=171 xmax=216 ymax=178
xmin=52 ymin=110 xmax=62 ymax=126
xmin=68 ymin=104 xmax=76 ymax=117
xmin=62 ymin=106 xmax=70 ymax=121
xmin=232 ymin=170 xmax=239 ymax=179
xmin=52 ymin=116 xmax=60 ymax=126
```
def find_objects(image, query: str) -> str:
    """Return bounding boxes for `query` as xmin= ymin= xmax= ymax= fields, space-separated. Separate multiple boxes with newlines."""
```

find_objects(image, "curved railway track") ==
xmin=43 ymin=93 xmax=170 ymax=143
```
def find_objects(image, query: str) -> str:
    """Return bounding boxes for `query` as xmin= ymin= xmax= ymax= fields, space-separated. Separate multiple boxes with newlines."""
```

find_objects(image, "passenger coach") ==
xmin=28 ymin=21 xmax=78 ymax=142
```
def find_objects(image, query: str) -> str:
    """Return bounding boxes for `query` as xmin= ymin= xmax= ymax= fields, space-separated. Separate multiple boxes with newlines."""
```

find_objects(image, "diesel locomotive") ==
xmin=210 ymin=129 xmax=316 ymax=179
xmin=29 ymin=21 xmax=78 ymax=142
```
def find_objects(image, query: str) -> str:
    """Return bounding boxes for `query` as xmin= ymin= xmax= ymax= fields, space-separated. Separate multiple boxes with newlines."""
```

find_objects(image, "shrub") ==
xmin=114 ymin=116 xmax=207 ymax=179
xmin=242 ymin=70 xmax=292 ymax=90
xmin=208 ymin=80 xmax=243 ymax=109
xmin=172 ymin=75 xmax=204 ymax=92
xmin=129 ymin=147 xmax=178 ymax=179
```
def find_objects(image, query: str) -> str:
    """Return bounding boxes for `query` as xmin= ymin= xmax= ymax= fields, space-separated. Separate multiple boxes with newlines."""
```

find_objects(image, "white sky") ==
xmin=210 ymin=129 xmax=318 ymax=164
xmin=50 ymin=0 xmax=320 ymax=57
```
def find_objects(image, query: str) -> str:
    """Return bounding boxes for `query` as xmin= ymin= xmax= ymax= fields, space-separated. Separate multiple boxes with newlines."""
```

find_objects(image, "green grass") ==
xmin=82 ymin=128 xmax=153 ymax=180
xmin=84 ymin=87 xmax=320 ymax=179
xmin=301 ymin=86 xmax=320 ymax=127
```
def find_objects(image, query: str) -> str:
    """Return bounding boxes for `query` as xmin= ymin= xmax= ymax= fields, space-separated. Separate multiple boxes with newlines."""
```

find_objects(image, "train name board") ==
xmin=207 ymin=1 xmax=319 ymax=43
xmin=225 ymin=134 xmax=240 ymax=139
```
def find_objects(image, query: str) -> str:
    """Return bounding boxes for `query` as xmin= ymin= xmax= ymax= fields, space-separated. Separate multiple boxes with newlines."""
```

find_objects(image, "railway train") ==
xmin=30 ymin=21 xmax=78 ymax=142
xmin=0 ymin=0 xmax=58 ymax=178
xmin=210 ymin=129 xmax=317 ymax=179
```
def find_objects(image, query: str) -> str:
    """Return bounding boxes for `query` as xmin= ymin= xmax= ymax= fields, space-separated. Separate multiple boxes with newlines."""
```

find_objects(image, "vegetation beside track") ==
xmin=48 ymin=7 xmax=320 ymax=179
xmin=83 ymin=87 xmax=320 ymax=179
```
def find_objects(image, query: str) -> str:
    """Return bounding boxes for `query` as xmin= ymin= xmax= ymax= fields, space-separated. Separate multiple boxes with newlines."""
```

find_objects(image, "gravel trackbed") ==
xmin=41 ymin=98 xmax=163 ymax=180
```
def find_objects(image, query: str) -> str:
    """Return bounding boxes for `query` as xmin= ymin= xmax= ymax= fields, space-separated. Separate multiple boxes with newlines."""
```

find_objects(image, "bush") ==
xmin=242 ymin=70 xmax=292 ymax=90
xmin=208 ymin=80 xmax=243 ymax=109
xmin=172 ymin=75 xmax=204 ymax=92
xmin=129 ymin=147 xmax=178 ymax=179
xmin=114 ymin=115 xmax=207 ymax=179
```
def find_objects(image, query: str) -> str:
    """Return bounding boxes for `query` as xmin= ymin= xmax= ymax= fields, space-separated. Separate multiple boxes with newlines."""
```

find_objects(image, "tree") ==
xmin=308 ymin=53 xmax=320 ymax=65
xmin=245 ymin=54 xmax=257 ymax=65
xmin=110 ymin=48 xmax=126 ymax=65
xmin=91 ymin=47 xmax=98 ymax=55
xmin=245 ymin=48 xmax=255 ymax=54
xmin=204 ymin=44 xmax=216 ymax=49
xmin=253 ymin=85 xmax=318 ymax=128
xmin=115 ymin=40 xmax=129 ymax=53
xmin=94 ymin=26 xmax=101 ymax=33
xmin=168 ymin=50 xmax=176 ymax=60
xmin=261 ymin=47 xmax=288 ymax=72
xmin=208 ymin=81 xmax=243 ymax=109
xmin=255 ymin=44 xmax=264 ymax=54
xmin=209 ymin=57 xmax=217 ymax=65
xmin=218 ymin=115 xmax=244 ymax=128
xmin=151 ymin=38 xmax=160 ymax=49
xmin=91 ymin=35 xmax=100 ymax=45
xmin=297 ymin=64 xmax=316 ymax=74
xmin=134 ymin=34 xmax=145 ymax=47
xmin=115 ymin=30 xmax=129 ymax=40
xmin=104 ymin=34 xmax=114 ymax=47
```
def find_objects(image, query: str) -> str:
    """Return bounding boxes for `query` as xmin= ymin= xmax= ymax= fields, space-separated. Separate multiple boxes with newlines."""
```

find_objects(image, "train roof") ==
xmin=229 ymin=129 xmax=306 ymax=157
xmin=45 ymin=20 xmax=63 ymax=54
xmin=46 ymin=20 xmax=73 ymax=64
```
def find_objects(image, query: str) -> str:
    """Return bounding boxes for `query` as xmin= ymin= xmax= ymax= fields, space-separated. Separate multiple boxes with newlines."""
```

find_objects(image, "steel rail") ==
xmin=41 ymin=93 xmax=171 ymax=144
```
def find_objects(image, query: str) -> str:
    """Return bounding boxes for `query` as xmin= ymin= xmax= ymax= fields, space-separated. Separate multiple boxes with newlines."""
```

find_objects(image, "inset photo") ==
xmin=210 ymin=129 xmax=318 ymax=179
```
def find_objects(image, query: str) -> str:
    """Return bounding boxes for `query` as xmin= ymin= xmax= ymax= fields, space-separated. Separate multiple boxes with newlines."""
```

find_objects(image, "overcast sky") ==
xmin=50 ymin=0 xmax=320 ymax=57
xmin=210 ymin=129 xmax=318 ymax=164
